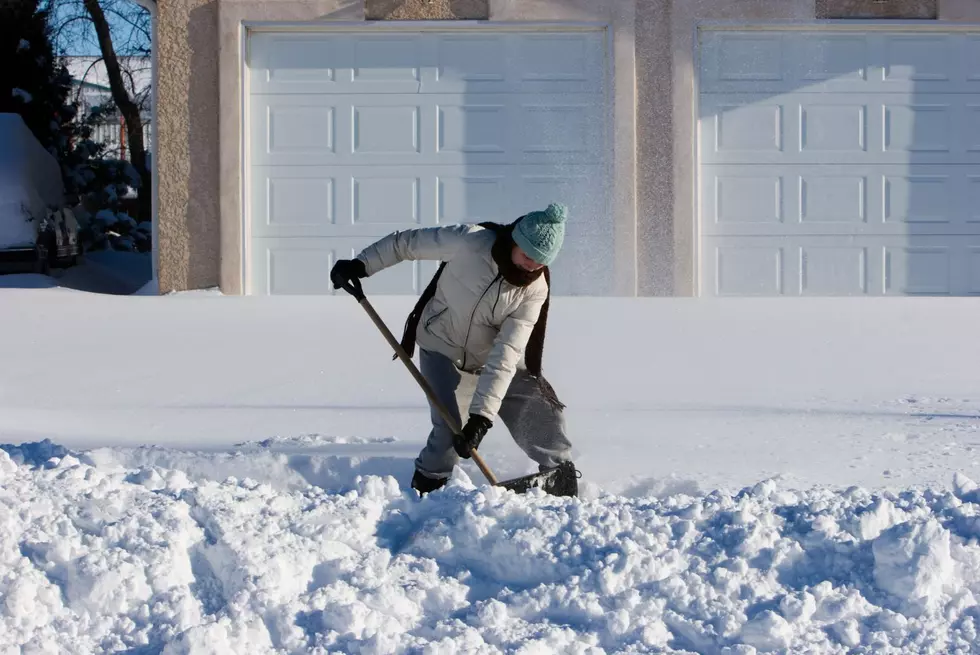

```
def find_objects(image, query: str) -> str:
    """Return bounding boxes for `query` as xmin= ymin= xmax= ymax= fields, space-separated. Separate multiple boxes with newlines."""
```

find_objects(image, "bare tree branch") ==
xmin=83 ymin=0 xmax=149 ymax=219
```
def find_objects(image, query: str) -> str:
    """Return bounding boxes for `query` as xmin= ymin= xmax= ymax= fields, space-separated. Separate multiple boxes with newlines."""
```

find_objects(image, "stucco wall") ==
xmin=365 ymin=0 xmax=488 ymax=20
xmin=157 ymin=0 xmax=221 ymax=293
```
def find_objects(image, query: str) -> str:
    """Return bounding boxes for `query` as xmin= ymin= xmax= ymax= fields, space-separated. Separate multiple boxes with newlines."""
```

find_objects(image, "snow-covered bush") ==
xmin=64 ymin=119 xmax=150 ymax=253
xmin=1 ymin=1 xmax=151 ymax=254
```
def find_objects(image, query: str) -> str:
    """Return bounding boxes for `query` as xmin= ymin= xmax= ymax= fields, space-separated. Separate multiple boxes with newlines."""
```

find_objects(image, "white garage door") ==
xmin=246 ymin=29 xmax=610 ymax=296
xmin=699 ymin=29 xmax=980 ymax=296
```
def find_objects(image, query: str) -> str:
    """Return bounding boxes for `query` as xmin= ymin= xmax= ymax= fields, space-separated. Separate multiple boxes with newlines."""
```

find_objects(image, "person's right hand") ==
xmin=330 ymin=259 xmax=367 ymax=290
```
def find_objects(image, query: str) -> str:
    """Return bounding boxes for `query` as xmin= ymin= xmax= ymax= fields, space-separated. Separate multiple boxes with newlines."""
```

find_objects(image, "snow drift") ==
xmin=2 ymin=442 xmax=980 ymax=654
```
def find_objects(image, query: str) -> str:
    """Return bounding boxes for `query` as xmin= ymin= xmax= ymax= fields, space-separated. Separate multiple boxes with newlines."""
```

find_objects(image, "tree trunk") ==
xmin=83 ymin=0 xmax=150 ymax=222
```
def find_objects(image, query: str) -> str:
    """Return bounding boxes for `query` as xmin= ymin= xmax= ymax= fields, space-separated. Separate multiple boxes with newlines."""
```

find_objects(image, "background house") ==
xmin=145 ymin=0 xmax=980 ymax=297
xmin=65 ymin=55 xmax=152 ymax=162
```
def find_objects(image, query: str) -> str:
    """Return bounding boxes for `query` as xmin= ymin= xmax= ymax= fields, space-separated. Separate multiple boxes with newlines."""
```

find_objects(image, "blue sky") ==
xmin=47 ymin=0 xmax=151 ymax=57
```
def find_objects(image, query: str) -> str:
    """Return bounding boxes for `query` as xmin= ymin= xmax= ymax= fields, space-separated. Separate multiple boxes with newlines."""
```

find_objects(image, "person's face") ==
xmin=511 ymin=244 xmax=544 ymax=272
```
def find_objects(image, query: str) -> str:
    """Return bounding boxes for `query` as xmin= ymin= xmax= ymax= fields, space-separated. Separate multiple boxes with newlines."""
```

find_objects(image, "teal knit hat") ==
xmin=513 ymin=203 xmax=567 ymax=266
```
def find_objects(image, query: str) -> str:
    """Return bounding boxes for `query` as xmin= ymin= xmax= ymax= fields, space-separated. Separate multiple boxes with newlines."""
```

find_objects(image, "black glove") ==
xmin=453 ymin=414 xmax=493 ymax=459
xmin=330 ymin=258 xmax=367 ymax=290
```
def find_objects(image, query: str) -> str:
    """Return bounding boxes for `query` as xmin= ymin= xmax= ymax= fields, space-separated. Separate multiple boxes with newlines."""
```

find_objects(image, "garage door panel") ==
xmin=713 ymin=244 xmax=787 ymax=296
xmin=800 ymin=246 xmax=869 ymax=296
xmin=519 ymin=102 xmax=602 ymax=157
xmin=883 ymin=103 xmax=953 ymax=154
xmin=970 ymin=248 xmax=980 ymax=293
xmin=352 ymin=105 xmax=421 ymax=155
xmin=884 ymin=246 xmax=952 ymax=294
xmin=700 ymin=30 xmax=980 ymax=95
xmin=256 ymin=241 xmax=336 ymax=295
xmin=436 ymin=36 xmax=507 ymax=84
xmin=351 ymin=177 xmax=420 ymax=225
xmin=702 ymin=165 xmax=980 ymax=236
xmin=263 ymin=176 xmax=336 ymax=229
xmin=881 ymin=34 xmax=954 ymax=83
xmin=705 ymin=100 xmax=785 ymax=155
xmin=800 ymin=175 xmax=868 ymax=224
xmin=799 ymin=34 xmax=869 ymax=84
xmin=436 ymin=175 xmax=507 ymax=223
xmin=351 ymin=35 xmax=426 ymax=83
xmin=250 ymin=31 xmax=604 ymax=95
xmin=971 ymin=177 xmax=980 ymax=221
xmin=709 ymin=174 xmax=785 ymax=225
xmin=518 ymin=172 xmax=608 ymax=229
xmin=800 ymin=104 xmax=868 ymax=153
xmin=437 ymin=104 xmax=508 ymax=154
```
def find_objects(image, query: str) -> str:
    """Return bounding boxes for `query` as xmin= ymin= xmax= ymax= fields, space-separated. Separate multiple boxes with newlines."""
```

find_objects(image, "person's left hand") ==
xmin=453 ymin=414 xmax=492 ymax=458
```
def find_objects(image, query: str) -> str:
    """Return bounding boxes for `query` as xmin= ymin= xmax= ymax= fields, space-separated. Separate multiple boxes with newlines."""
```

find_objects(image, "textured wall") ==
xmin=816 ymin=0 xmax=937 ymax=19
xmin=636 ymin=0 xmax=671 ymax=296
xmin=365 ymin=0 xmax=488 ymax=20
xmin=157 ymin=0 xmax=220 ymax=293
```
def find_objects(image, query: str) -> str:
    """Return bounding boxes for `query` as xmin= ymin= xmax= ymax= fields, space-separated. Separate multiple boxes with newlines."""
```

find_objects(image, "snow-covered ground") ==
xmin=2 ymin=286 xmax=979 ymax=653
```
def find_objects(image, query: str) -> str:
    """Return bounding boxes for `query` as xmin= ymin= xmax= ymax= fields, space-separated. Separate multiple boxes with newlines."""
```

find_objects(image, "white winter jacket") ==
xmin=356 ymin=224 xmax=548 ymax=421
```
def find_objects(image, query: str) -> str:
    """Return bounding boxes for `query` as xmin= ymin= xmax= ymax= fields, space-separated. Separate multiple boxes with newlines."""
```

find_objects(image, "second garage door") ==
xmin=699 ymin=29 xmax=980 ymax=296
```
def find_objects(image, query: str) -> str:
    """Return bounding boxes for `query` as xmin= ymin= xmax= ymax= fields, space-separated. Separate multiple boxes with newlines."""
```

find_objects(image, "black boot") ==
xmin=541 ymin=461 xmax=581 ymax=497
xmin=411 ymin=469 xmax=448 ymax=496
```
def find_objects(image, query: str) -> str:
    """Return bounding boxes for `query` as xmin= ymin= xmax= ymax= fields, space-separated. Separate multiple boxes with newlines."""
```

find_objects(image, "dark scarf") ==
xmin=396 ymin=220 xmax=565 ymax=411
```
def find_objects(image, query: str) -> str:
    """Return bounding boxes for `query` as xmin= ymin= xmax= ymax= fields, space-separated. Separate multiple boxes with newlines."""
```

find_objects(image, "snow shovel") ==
xmin=337 ymin=276 xmax=571 ymax=495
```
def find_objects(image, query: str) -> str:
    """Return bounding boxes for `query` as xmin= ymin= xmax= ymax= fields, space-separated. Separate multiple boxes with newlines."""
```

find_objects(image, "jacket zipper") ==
xmin=461 ymin=272 xmax=502 ymax=370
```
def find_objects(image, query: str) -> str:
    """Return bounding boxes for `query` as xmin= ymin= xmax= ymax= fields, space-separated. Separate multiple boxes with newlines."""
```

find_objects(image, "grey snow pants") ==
xmin=414 ymin=348 xmax=573 ymax=480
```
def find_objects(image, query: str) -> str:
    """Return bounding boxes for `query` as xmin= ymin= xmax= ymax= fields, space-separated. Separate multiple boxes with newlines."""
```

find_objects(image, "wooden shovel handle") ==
xmin=346 ymin=285 xmax=499 ymax=486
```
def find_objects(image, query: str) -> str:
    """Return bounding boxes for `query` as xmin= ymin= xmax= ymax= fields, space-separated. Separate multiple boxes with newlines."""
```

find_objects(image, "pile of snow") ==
xmin=0 ymin=113 xmax=64 ymax=248
xmin=2 ymin=290 xmax=980 ymax=651
xmin=2 ymin=444 xmax=979 ymax=654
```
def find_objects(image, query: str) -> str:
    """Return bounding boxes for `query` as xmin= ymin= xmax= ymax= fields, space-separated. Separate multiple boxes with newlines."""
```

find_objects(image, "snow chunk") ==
xmin=873 ymin=518 xmax=956 ymax=616
xmin=954 ymin=472 xmax=980 ymax=504
xmin=741 ymin=611 xmax=793 ymax=651
xmin=857 ymin=497 xmax=909 ymax=540
xmin=17 ymin=39 xmax=30 ymax=52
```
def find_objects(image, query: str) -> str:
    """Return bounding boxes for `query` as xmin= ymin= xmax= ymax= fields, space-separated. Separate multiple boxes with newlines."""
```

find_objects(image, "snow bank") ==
xmin=0 ymin=113 xmax=64 ymax=248
xmin=2 ymin=444 xmax=979 ymax=654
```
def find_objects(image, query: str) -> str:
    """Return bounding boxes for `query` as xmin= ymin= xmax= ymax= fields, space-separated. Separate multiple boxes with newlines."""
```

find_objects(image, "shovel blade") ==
xmin=495 ymin=461 xmax=578 ymax=497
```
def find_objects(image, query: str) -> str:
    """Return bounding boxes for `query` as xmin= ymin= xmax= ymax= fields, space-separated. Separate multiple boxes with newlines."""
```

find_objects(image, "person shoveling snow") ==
xmin=330 ymin=203 xmax=580 ymax=497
